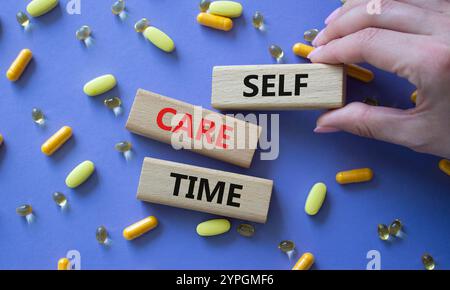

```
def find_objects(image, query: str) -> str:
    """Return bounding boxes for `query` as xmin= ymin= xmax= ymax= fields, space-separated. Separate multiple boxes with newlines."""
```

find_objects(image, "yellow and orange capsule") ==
xmin=197 ymin=12 xmax=233 ymax=31
xmin=123 ymin=216 xmax=158 ymax=240
xmin=336 ymin=168 xmax=374 ymax=184
xmin=6 ymin=49 xmax=33 ymax=82
xmin=292 ymin=252 xmax=315 ymax=270
xmin=41 ymin=126 xmax=73 ymax=156
xmin=57 ymin=257 xmax=70 ymax=270
xmin=439 ymin=159 xmax=450 ymax=176
xmin=292 ymin=43 xmax=374 ymax=83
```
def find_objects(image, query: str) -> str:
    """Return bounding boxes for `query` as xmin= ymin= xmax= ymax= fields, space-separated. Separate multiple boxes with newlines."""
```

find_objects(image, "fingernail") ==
xmin=307 ymin=46 xmax=323 ymax=60
xmin=314 ymin=126 xmax=341 ymax=133
xmin=312 ymin=29 xmax=325 ymax=47
xmin=325 ymin=7 xmax=341 ymax=25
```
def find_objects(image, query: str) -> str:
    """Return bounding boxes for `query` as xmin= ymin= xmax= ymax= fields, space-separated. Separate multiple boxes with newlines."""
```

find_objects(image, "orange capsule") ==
xmin=292 ymin=43 xmax=374 ymax=83
xmin=57 ymin=258 xmax=70 ymax=270
xmin=41 ymin=126 xmax=73 ymax=156
xmin=439 ymin=159 xmax=450 ymax=176
xmin=197 ymin=12 xmax=233 ymax=31
xmin=336 ymin=168 xmax=373 ymax=184
xmin=292 ymin=252 xmax=315 ymax=270
xmin=6 ymin=49 xmax=33 ymax=82
xmin=123 ymin=216 xmax=158 ymax=240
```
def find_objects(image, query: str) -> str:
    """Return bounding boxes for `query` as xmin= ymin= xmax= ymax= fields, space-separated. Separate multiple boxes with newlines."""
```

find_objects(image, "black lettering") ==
xmin=170 ymin=173 xmax=188 ymax=196
xmin=243 ymin=75 xmax=259 ymax=97
xmin=185 ymin=176 xmax=198 ymax=199
xmin=262 ymin=75 xmax=276 ymax=96
xmin=295 ymin=74 xmax=308 ymax=95
xmin=278 ymin=74 xmax=292 ymax=96
xmin=197 ymin=178 xmax=225 ymax=204
xmin=227 ymin=183 xmax=242 ymax=207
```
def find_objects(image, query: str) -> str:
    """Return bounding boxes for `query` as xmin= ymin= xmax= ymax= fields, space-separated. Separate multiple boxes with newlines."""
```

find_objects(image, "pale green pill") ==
xmin=143 ymin=27 xmax=175 ymax=53
xmin=27 ymin=0 xmax=59 ymax=17
xmin=196 ymin=219 xmax=230 ymax=236
xmin=65 ymin=160 xmax=95 ymax=188
xmin=304 ymin=182 xmax=327 ymax=215
xmin=208 ymin=1 xmax=243 ymax=18
xmin=83 ymin=74 xmax=117 ymax=96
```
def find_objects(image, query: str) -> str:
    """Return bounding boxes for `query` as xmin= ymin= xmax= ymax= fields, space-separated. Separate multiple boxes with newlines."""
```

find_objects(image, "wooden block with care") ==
xmin=137 ymin=157 xmax=274 ymax=223
xmin=211 ymin=63 xmax=346 ymax=110
xmin=126 ymin=89 xmax=262 ymax=168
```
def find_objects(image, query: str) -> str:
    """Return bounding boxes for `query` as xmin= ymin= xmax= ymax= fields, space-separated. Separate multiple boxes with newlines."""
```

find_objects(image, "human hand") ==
xmin=309 ymin=0 xmax=450 ymax=159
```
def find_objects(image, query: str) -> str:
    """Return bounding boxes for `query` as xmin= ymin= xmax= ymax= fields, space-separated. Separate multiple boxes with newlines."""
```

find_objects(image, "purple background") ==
xmin=0 ymin=0 xmax=449 ymax=270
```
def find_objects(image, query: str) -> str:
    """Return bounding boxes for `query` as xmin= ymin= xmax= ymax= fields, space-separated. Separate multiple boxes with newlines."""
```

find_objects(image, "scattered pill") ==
xmin=41 ymin=126 xmax=72 ymax=156
xmin=363 ymin=97 xmax=379 ymax=106
xmin=27 ymin=0 xmax=59 ymax=17
xmin=252 ymin=11 xmax=264 ymax=29
xmin=377 ymin=224 xmax=389 ymax=241
xmin=237 ymin=223 xmax=255 ymax=237
xmin=411 ymin=90 xmax=417 ymax=104
xmin=32 ymin=108 xmax=45 ymax=125
xmin=197 ymin=12 xmax=233 ymax=31
xmin=278 ymin=240 xmax=295 ymax=253
xmin=269 ymin=44 xmax=284 ymax=63
xmin=143 ymin=26 xmax=175 ymax=53
xmin=57 ymin=258 xmax=70 ymax=270
xmin=52 ymin=192 xmax=68 ymax=208
xmin=104 ymin=96 xmax=122 ymax=116
xmin=134 ymin=18 xmax=150 ymax=33
xmin=123 ymin=216 xmax=158 ymax=240
xmin=388 ymin=219 xmax=402 ymax=237
xmin=83 ymin=74 xmax=117 ymax=96
xmin=115 ymin=141 xmax=131 ymax=153
xmin=196 ymin=219 xmax=231 ymax=237
xmin=304 ymin=29 xmax=319 ymax=42
xmin=111 ymin=0 xmax=126 ymax=17
xmin=292 ymin=43 xmax=374 ymax=82
xmin=304 ymin=182 xmax=327 ymax=216
xmin=208 ymin=1 xmax=243 ymax=18
xmin=96 ymin=226 xmax=109 ymax=244
xmin=76 ymin=25 xmax=91 ymax=41
xmin=422 ymin=254 xmax=435 ymax=270
xmin=0 ymin=134 xmax=3 ymax=146
xmin=336 ymin=168 xmax=373 ymax=184
xmin=292 ymin=253 xmax=314 ymax=270
xmin=438 ymin=159 xmax=450 ymax=176
xmin=16 ymin=12 xmax=30 ymax=28
xmin=16 ymin=204 xmax=33 ymax=217
xmin=6 ymin=49 xmax=33 ymax=82
xmin=199 ymin=0 xmax=211 ymax=12
xmin=65 ymin=160 xmax=95 ymax=189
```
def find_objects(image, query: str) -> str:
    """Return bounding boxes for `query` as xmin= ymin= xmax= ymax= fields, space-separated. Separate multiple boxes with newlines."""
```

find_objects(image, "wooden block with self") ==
xmin=211 ymin=63 xmax=346 ymax=110
xmin=136 ymin=157 xmax=274 ymax=223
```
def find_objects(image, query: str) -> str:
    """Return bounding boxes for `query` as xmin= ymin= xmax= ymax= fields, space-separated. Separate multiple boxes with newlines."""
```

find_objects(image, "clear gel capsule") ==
xmin=279 ymin=240 xmax=296 ymax=260
xmin=16 ymin=204 xmax=35 ymax=223
xmin=115 ymin=141 xmax=132 ymax=160
xmin=422 ymin=254 xmax=435 ymax=270
xmin=304 ymin=29 xmax=319 ymax=42
xmin=76 ymin=25 xmax=93 ymax=47
xmin=269 ymin=45 xmax=284 ymax=63
xmin=32 ymin=108 xmax=45 ymax=125
xmin=16 ymin=12 xmax=30 ymax=28
xmin=237 ymin=224 xmax=255 ymax=237
xmin=252 ymin=11 xmax=264 ymax=30
xmin=104 ymin=97 xmax=122 ymax=116
xmin=199 ymin=0 xmax=211 ymax=12
xmin=378 ymin=224 xmax=389 ymax=241
xmin=388 ymin=219 xmax=403 ymax=237
xmin=52 ymin=192 xmax=68 ymax=208
xmin=134 ymin=18 xmax=150 ymax=33
xmin=112 ymin=0 xmax=127 ymax=20
xmin=96 ymin=226 xmax=110 ymax=245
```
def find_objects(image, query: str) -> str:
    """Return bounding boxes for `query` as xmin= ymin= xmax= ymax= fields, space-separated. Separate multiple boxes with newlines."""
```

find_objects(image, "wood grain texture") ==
xmin=126 ymin=89 xmax=262 ymax=168
xmin=211 ymin=63 xmax=346 ymax=110
xmin=137 ymin=157 xmax=273 ymax=223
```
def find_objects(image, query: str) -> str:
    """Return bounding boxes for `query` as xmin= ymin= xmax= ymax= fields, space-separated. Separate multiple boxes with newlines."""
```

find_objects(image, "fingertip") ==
xmin=307 ymin=45 xmax=323 ymax=60
xmin=325 ymin=7 xmax=341 ymax=25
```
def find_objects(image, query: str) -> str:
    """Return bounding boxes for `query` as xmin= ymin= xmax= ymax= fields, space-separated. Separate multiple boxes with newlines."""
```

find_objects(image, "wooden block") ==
xmin=126 ymin=89 xmax=262 ymax=168
xmin=211 ymin=63 xmax=346 ymax=110
xmin=137 ymin=157 xmax=273 ymax=223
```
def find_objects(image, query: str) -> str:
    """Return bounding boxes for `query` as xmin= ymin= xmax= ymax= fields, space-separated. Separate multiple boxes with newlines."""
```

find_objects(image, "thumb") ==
xmin=314 ymin=102 xmax=417 ymax=148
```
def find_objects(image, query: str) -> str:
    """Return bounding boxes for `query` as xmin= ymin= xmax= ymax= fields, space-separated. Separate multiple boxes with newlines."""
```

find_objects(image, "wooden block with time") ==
xmin=137 ymin=157 xmax=274 ymax=223
xmin=211 ymin=63 xmax=346 ymax=110
xmin=126 ymin=89 xmax=262 ymax=168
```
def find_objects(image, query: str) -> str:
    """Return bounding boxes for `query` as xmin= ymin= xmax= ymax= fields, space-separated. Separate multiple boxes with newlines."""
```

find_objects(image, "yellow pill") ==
xmin=143 ymin=26 xmax=175 ymax=53
xmin=336 ymin=168 xmax=374 ymax=184
xmin=292 ymin=43 xmax=374 ymax=83
xmin=196 ymin=219 xmax=231 ymax=237
xmin=197 ymin=12 xmax=233 ymax=31
xmin=6 ymin=49 xmax=33 ymax=82
xmin=57 ymin=257 xmax=70 ymax=270
xmin=83 ymin=74 xmax=117 ymax=96
xmin=123 ymin=216 xmax=158 ymax=240
xmin=27 ymin=0 xmax=59 ymax=17
xmin=65 ymin=160 xmax=95 ymax=188
xmin=41 ymin=126 xmax=72 ymax=156
xmin=439 ymin=159 xmax=450 ymax=176
xmin=208 ymin=1 xmax=243 ymax=18
xmin=411 ymin=90 xmax=418 ymax=104
xmin=305 ymin=182 xmax=327 ymax=216
xmin=292 ymin=252 xmax=315 ymax=270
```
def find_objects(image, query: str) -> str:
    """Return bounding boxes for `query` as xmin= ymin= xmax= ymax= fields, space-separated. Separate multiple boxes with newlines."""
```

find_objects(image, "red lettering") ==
xmin=156 ymin=107 xmax=177 ymax=131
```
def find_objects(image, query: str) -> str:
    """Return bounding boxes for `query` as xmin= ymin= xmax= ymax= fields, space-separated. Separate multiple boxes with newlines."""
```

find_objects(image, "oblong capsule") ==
xmin=196 ymin=219 xmax=231 ymax=237
xmin=65 ymin=160 xmax=95 ymax=188
xmin=41 ymin=126 xmax=73 ymax=156
xmin=439 ymin=159 xmax=450 ymax=176
xmin=336 ymin=168 xmax=374 ymax=184
xmin=57 ymin=257 xmax=70 ymax=270
xmin=83 ymin=74 xmax=117 ymax=96
xmin=143 ymin=26 xmax=175 ymax=53
xmin=123 ymin=216 xmax=158 ymax=240
xmin=208 ymin=1 xmax=243 ymax=18
xmin=27 ymin=0 xmax=59 ymax=17
xmin=292 ymin=252 xmax=315 ymax=270
xmin=197 ymin=12 xmax=233 ymax=31
xmin=6 ymin=49 xmax=33 ymax=82
xmin=292 ymin=43 xmax=374 ymax=83
xmin=304 ymin=182 xmax=327 ymax=216
xmin=411 ymin=90 xmax=418 ymax=104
